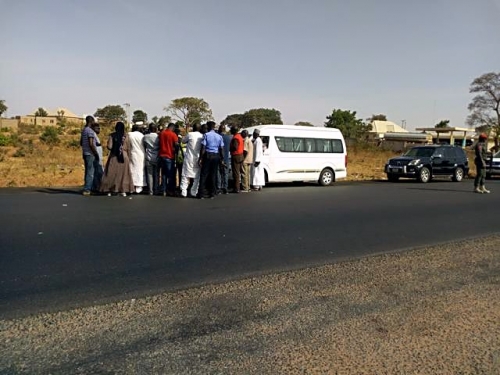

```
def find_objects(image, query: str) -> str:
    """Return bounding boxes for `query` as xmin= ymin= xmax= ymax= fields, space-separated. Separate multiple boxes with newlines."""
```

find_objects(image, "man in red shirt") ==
xmin=230 ymin=126 xmax=245 ymax=193
xmin=159 ymin=123 xmax=179 ymax=196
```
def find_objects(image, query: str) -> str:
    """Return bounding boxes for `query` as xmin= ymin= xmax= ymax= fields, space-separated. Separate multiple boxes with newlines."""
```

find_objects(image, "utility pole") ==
xmin=123 ymin=103 xmax=131 ymax=128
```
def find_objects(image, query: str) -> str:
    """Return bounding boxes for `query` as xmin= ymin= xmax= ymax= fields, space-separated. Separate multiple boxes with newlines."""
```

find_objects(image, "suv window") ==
xmin=404 ymin=147 xmax=435 ymax=157
xmin=454 ymin=147 xmax=466 ymax=159
xmin=444 ymin=148 xmax=455 ymax=159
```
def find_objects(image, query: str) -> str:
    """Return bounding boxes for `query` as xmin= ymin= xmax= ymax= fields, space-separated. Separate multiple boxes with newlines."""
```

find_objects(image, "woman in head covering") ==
xmin=99 ymin=122 xmax=135 ymax=196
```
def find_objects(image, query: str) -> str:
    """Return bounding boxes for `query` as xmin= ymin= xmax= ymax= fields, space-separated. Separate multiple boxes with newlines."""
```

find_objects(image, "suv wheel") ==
xmin=387 ymin=174 xmax=399 ymax=182
xmin=452 ymin=167 xmax=464 ymax=182
xmin=417 ymin=167 xmax=431 ymax=183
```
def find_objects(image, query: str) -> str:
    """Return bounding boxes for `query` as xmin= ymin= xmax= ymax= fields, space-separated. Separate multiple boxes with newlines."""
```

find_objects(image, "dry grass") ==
xmin=0 ymin=130 xmax=398 ymax=187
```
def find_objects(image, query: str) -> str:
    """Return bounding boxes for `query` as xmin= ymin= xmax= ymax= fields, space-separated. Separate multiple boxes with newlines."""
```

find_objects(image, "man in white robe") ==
xmin=251 ymin=129 xmax=265 ymax=190
xmin=180 ymin=123 xmax=204 ymax=197
xmin=128 ymin=125 xmax=146 ymax=193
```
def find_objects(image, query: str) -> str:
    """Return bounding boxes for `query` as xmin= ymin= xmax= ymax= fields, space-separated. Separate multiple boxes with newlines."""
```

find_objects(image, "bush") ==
xmin=18 ymin=124 xmax=41 ymax=135
xmin=39 ymin=126 xmax=60 ymax=145
xmin=13 ymin=148 xmax=26 ymax=158
xmin=0 ymin=133 xmax=9 ymax=146
xmin=67 ymin=138 xmax=80 ymax=149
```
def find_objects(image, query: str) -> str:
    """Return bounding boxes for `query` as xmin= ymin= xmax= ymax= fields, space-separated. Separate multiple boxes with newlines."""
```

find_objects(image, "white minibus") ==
xmin=244 ymin=125 xmax=347 ymax=186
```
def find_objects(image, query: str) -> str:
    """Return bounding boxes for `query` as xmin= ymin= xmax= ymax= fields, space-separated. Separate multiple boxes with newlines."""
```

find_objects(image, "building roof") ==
xmin=370 ymin=121 xmax=408 ymax=134
xmin=415 ymin=127 xmax=475 ymax=133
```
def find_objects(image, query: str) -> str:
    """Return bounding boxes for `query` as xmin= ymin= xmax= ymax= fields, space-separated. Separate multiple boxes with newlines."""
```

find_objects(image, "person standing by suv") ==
xmin=474 ymin=133 xmax=491 ymax=194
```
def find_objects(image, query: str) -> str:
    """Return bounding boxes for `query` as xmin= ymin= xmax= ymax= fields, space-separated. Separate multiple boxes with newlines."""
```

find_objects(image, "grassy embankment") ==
xmin=0 ymin=124 xmax=404 ymax=188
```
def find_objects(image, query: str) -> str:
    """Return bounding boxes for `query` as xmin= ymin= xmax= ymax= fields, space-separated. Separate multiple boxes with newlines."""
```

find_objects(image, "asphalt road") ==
xmin=1 ymin=179 xmax=499 ymax=319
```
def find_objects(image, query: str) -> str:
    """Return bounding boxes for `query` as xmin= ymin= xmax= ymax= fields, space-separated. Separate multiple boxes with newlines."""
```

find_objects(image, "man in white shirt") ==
xmin=180 ymin=123 xmax=204 ymax=197
xmin=251 ymin=129 xmax=265 ymax=191
xmin=128 ymin=124 xmax=146 ymax=194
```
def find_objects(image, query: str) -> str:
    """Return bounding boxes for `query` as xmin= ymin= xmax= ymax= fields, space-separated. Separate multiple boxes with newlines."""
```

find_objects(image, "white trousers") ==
xmin=180 ymin=173 xmax=200 ymax=197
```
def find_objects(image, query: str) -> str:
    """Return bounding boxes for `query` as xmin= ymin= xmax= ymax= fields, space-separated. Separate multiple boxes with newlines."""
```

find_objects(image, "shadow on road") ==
xmin=405 ymin=187 xmax=473 ymax=194
xmin=36 ymin=188 xmax=82 ymax=195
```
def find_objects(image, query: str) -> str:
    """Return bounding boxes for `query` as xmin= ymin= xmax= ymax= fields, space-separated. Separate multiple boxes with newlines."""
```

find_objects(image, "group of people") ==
xmin=80 ymin=116 xmax=265 ymax=198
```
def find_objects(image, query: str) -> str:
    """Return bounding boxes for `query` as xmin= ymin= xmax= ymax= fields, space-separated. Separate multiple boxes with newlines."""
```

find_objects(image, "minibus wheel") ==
xmin=319 ymin=168 xmax=334 ymax=186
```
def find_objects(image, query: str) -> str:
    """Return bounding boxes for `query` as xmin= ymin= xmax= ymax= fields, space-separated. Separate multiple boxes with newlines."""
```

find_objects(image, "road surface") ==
xmin=1 ymin=179 xmax=499 ymax=319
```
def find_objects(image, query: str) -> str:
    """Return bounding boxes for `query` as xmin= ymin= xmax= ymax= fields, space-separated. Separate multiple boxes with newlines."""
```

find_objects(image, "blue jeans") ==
xmin=92 ymin=160 xmax=104 ymax=192
xmin=83 ymin=154 xmax=95 ymax=192
xmin=216 ymin=163 xmax=229 ymax=192
xmin=161 ymin=157 xmax=176 ymax=194
xmin=146 ymin=161 xmax=159 ymax=194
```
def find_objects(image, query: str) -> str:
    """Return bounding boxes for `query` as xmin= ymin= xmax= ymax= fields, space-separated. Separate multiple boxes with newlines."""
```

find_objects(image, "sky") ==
xmin=1 ymin=0 xmax=499 ymax=130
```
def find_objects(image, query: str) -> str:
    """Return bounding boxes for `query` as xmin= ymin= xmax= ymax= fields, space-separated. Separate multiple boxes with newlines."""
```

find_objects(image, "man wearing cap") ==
xmin=251 ymin=128 xmax=265 ymax=191
xmin=474 ymin=133 xmax=491 ymax=194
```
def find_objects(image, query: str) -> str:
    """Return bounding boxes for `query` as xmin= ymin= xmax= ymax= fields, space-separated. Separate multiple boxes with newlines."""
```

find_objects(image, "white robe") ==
xmin=181 ymin=131 xmax=203 ymax=178
xmin=128 ymin=131 xmax=146 ymax=187
xmin=251 ymin=137 xmax=265 ymax=187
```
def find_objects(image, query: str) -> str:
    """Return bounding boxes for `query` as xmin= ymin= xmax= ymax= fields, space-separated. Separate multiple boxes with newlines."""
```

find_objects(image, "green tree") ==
xmin=221 ymin=114 xmax=245 ymax=128
xmin=324 ymin=109 xmax=371 ymax=139
xmin=241 ymin=108 xmax=283 ymax=128
xmin=0 ymin=100 xmax=7 ymax=117
xmin=435 ymin=119 xmax=450 ymax=128
xmin=94 ymin=105 xmax=127 ymax=124
xmin=132 ymin=109 xmax=148 ymax=124
xmin=34 ymin=107 xmax=48 ymax=117
xmin=165 ymin=97 xmax=213 ymax=132
xmin=467 ymin=72 xmax=500 ymax=148
xmin=295 ymin=121 xmax=314 ymax=127
xmin=367 ymin=114 xmax=387 ymax=122
xmin=152 ymin=115 xmax=171 ymax=127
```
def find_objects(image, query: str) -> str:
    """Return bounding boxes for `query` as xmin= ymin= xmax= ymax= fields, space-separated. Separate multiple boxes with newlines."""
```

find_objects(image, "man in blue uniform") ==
xmin=198 ymin=121 xmax=225 ymax=199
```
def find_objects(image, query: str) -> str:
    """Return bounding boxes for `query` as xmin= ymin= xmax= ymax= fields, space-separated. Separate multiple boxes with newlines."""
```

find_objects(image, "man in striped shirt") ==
xmin=80 ymin=116 xmax=99 ymax=196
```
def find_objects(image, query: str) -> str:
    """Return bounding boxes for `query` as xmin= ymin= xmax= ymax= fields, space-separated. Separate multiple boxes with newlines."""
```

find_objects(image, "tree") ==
xmin=34 ymin=107 xmax=48 ymax=117
xmin=241 ymin=108 xmax=283 ymax=128
xmin=221 ymin=114 xmax=245 ymax=128
xmin=132 ymin=109 xmax=148 ymax=124
xmin=435 ymin=119 xmax=450 ymax=128
xmin=0 ymin=100 xmax=7 ymax=117
xmin=467 ymin=72 xmax=500 ymax=148
xmin=367 ymin=114 xmax=387 ymax=122
xmin=164 ymin=97 xmax=213 ymax=132
xmin=295 ymin=121 xmax=314 ymax=127
xmin=324 ymin=109 xmax=371 ymax=139
xmin=94 ymin=105 xmax=127 ymax=124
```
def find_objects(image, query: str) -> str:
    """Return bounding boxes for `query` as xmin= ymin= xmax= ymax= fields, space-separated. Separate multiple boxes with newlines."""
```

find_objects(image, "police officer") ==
xmin=198 ymin=121 xmax=225 ymax=199
xmin=474 ymin=133 xmax=490 ymax=194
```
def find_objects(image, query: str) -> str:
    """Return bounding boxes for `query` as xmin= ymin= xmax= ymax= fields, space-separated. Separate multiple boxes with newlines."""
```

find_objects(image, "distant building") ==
xmin=16 ymin=107 xmax=84 ymax=126
xmin=368 ymin=121 xmax=431 ymax=152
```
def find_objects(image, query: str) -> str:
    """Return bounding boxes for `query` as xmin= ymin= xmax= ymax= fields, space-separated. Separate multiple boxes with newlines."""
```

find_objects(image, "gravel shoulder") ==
xmin=1 ymin=236 xmax=500 ymax=374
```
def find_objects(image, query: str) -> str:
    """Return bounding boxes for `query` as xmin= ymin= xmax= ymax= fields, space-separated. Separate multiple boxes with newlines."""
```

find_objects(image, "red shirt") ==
xmin=230 ymin=134 xmax=244 ymax=156
xmin=159 ymin=129 xmax=178 ymax=159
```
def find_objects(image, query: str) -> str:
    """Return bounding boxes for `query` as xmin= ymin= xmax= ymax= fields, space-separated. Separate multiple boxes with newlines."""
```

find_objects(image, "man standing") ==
xmin=143 ymin=123 xmax=160 ymax=195
xmin=159 ymin=123 xmax=179 ymax=196
xmin=251 ymin=129 xmax=265 ymax=191
xmin=241 ymin=130 xmax=253 ymax=193
xmin=216 ymin=124 xmax=232 ymax=194
xmin=128 ymin=124 xmax=146 ymax=194
xmin=229 ymin=126 xmax=245 ymax=193
xmin=474 ymin=133 xmax=491 ymax=194
xmin=80 ymin=115 xmax=98 ymax=196
xmin=91 ymin=123 xmax=104 ymax=192
xmin=180 ymin=123 xmax=203 ymax=198
xmin=198 ymin=121 xmax=224 ymax=199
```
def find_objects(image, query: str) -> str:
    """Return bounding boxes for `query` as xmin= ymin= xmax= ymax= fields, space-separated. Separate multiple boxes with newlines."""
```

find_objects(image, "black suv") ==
xmin=385 ymin=145 xmax=469 ymax=183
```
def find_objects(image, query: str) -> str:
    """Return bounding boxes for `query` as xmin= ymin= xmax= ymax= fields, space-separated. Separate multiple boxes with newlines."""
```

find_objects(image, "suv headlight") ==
xmin=408 ymin=159 xmax=420 ymax=166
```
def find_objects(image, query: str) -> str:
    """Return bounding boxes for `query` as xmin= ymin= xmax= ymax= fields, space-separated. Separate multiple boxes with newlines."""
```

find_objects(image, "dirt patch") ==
xmin=1 ymin=236 xmax=499 ymax=374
